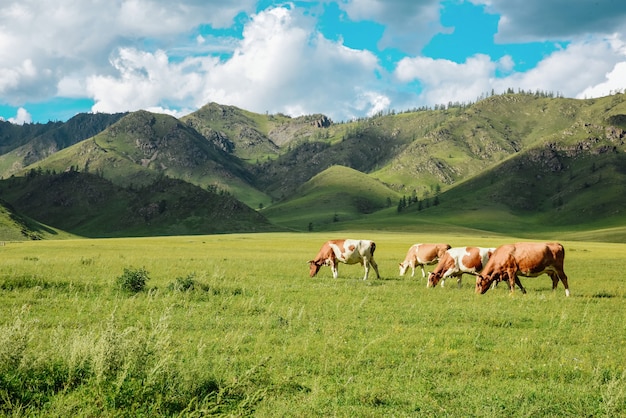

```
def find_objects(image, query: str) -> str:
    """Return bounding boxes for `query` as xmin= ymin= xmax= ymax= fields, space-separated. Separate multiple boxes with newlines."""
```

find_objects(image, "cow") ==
xmin=308 ymin=239 xmax=380 ymax=280
xmin=398 ymin=243 xmax=451 ymax=278
xmin=475 ymin=242 xmax=570 ymax=297
xmin=427 ymin=246 xmax=496 ymax=288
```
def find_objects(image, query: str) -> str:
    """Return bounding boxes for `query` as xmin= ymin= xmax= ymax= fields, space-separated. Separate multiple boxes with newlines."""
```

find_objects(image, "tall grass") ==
xmin=0 ymin=233 xmax=625 ymax=416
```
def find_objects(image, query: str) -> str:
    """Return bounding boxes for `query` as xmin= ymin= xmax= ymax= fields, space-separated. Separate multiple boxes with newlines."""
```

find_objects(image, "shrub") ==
xmin=115 ymin=267 xmax=150 ymax=293
xmin=168 ymin=274 xmax=196 ymax=292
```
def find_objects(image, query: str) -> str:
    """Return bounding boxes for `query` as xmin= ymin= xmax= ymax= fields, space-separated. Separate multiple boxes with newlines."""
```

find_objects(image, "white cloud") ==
xmin=0 ymin=58 xmax=56 ymax=104
xmin=5 ymin=107 xmax=33 ymax=125
xmin=392 ymin=36 xmax=626 ymax=108
xmin=493 ymin=39 xmax=626 ymax=97
xmin=0 ymin=0 xmax=256 ymax=102
xmin=356 ymin=91 xmax=391 ymax=117
xmin=117 ymin=0 xmax=255 ymax=34
xmin=394 ymin=54 xmax=503 ymax=105
xmin=470 ymin=0 xmax=626 ymax=43
xmin=2 ymin=0 xmax=626 ymax=123
xmin=339 ymin=0 xmax=445 ymax=53
xmin=86 ymin=6 xmax=385 ymax=121
xmin=87 ymin=48 xmax=205 ymax=114
xmin=578 ymin=62 xmax=626 ymax=98
xmin=575 ymin=36 xmax=626 ymax=98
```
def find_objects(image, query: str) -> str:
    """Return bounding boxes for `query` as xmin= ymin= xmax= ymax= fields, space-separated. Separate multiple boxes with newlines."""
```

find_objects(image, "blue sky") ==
xmin=1 ymin=0 xmax=626 ymax=124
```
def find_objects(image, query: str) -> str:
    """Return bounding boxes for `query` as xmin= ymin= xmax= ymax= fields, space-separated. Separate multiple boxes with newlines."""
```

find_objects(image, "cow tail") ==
xmin=370 ymin=242 xmax=377 ymax=257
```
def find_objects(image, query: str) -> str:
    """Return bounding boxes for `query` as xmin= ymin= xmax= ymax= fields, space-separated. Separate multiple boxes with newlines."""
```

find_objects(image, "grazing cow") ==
xmin=399 ymin=243 xmax=451 ymax=278
xmin=475 ymin=242 xmax=570 ymax=297
xmin=427 ymin=246 xmax=496 ymax=288
xmin=308 ymin=239 xmax=380 ymax=280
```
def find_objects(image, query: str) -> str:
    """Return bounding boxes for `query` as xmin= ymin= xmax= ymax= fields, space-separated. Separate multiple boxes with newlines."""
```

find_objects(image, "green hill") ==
xmin=24 ymin=110 xmax=270 ymax=208
xmin=182 ymin=102 xmax=335 ymax=161
xmin=251 ymin=121 xmax=413 ymax=198
xmin=257 ymin=93 xmax=626 ymax=238
xmin=262 ymin=165 xmax=400 ymax=230
xmin=0 ymin=172 xmax=279 ymax=238
xmin=0 ymin=120 xmax=62 ymax=154
xmin=2 ymin=92 xmax=626 ymax=241
xmin=0 ymin=112 xmax=125 ymax=178
xmin=181 ymin=102 xmax=281 ymax=161
xmin=0 ymin=199 xmax=72 ymax=241
xmin=396 ymin=138 xmax=626 ymax=234
xmin=371 ymin=94 xmax=622 ymax=196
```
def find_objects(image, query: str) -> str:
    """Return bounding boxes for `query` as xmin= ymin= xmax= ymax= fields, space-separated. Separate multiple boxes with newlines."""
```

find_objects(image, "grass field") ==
xmin=1 ymin=232 xmax=625 ymax=416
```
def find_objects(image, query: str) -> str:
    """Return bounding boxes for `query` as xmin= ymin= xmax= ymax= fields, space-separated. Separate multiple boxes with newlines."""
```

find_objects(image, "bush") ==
xmin=168 ymin=274 xmax=196 ymax=292
xmin=115 ymin=267 xmax=150 ymax=293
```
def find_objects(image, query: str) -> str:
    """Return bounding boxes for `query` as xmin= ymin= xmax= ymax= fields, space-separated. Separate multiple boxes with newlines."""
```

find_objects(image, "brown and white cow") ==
xmin=308 ymin=239 xmax=380 ymax=280
xmin=475 ymin=242 xmax=570 ymax=296
xmin=398 ymin=243 xmax=451 ymax=278
xmin=427 ymin=246 xmax=495 ymax=288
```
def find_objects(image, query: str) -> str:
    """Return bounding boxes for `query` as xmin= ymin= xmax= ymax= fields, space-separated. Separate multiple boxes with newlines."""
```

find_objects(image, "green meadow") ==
xmin=1 ymin=232 xmax=625 ymax=416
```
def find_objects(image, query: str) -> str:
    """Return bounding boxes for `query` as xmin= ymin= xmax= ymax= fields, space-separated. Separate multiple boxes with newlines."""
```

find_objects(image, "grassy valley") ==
xmin=1 ymin=233 xmax=625 ymax=416
xmin=1 ymin=93 xmax=626 ymax=416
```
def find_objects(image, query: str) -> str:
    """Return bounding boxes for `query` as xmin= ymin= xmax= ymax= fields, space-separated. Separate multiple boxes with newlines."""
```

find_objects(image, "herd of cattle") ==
xmin=308 ymin=239 xmax=571 ymax=296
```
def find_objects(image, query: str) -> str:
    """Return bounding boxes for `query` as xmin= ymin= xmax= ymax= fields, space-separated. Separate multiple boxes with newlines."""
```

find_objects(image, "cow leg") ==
xmin=502 ymin=270 xmax=514 ymax=293
xmin=362 ymin=259 xmax=370 ymax=280
xmin=561 ymin=273 xmax=570 ymax=297
xmin=331 ymin=260 xmax=338 ymax=279
xmin=362 ymin=257 xmax=380 ymax=280
xmin=507 ymin=275 xmax=516 ymax=293
xmin=549 ymin=272 xmax=559 ymax=291
xmin=556 ymin=269 xmax=571 ymax=297
xmin=506 ymin=271 xmax=527 ymax=294
xmin=369 ymin=258 xmax=381 ymax=279
xmin=514 ymin=276 xmax=527 ymax=294
xmin=420 ymin=264 xmax=427 ymax=278
xmin=503 ymin=270 xmax=521 ymax=294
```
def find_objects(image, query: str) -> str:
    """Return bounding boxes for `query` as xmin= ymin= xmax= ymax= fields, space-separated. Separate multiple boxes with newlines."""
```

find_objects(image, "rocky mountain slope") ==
xmin=1 ymin=91 xmax=625 ymax=240
xmin=0 ymin=112 xmax=126 ymax=177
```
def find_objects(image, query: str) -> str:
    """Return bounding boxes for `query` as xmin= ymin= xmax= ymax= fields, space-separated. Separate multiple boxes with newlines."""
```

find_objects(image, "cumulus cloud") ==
xmin=87 ymin=6 xmax=385 ymax=121
xmin=339 ymin=0 xmax=446 ymax=53
xmin=2 ymin=1 xmax=626 ymax=123
xmin=493 ymin=39 xmax=626 ymax=97
xmin=393 ymin=37 xmax=626 ymax=108
xmin=118 ymin=0 xmax=255 ymax=33
xmin=470 ymin=0 xmax=626 ymax=42
xmin=86 ymin=48 xmax=203 ymax=115
xmin=3 ymin=107 xmax=33 ymax=125
xmin=0 ymin=0 xmax=256 ymax=102
xmin=395 ymin=54 xmax=509 ymax=105
xmin=578 ymin=62 xmax=626 ymax=98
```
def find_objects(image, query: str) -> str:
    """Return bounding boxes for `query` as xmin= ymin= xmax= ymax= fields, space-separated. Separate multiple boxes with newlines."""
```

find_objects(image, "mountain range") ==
xmin=1 ymin=92 xmax=625 ymax=241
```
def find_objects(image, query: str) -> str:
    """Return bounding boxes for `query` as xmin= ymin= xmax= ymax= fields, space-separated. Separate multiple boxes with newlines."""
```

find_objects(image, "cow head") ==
xmin=427 ymin=271 xmax=442 ymax=287
xmin=398 ymin=262 xmax=410 ymax=276
xmin=308 ymin=260 xmax=322 ymax=277
xmin=475 ymin=274 xmax=496 ymax=294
